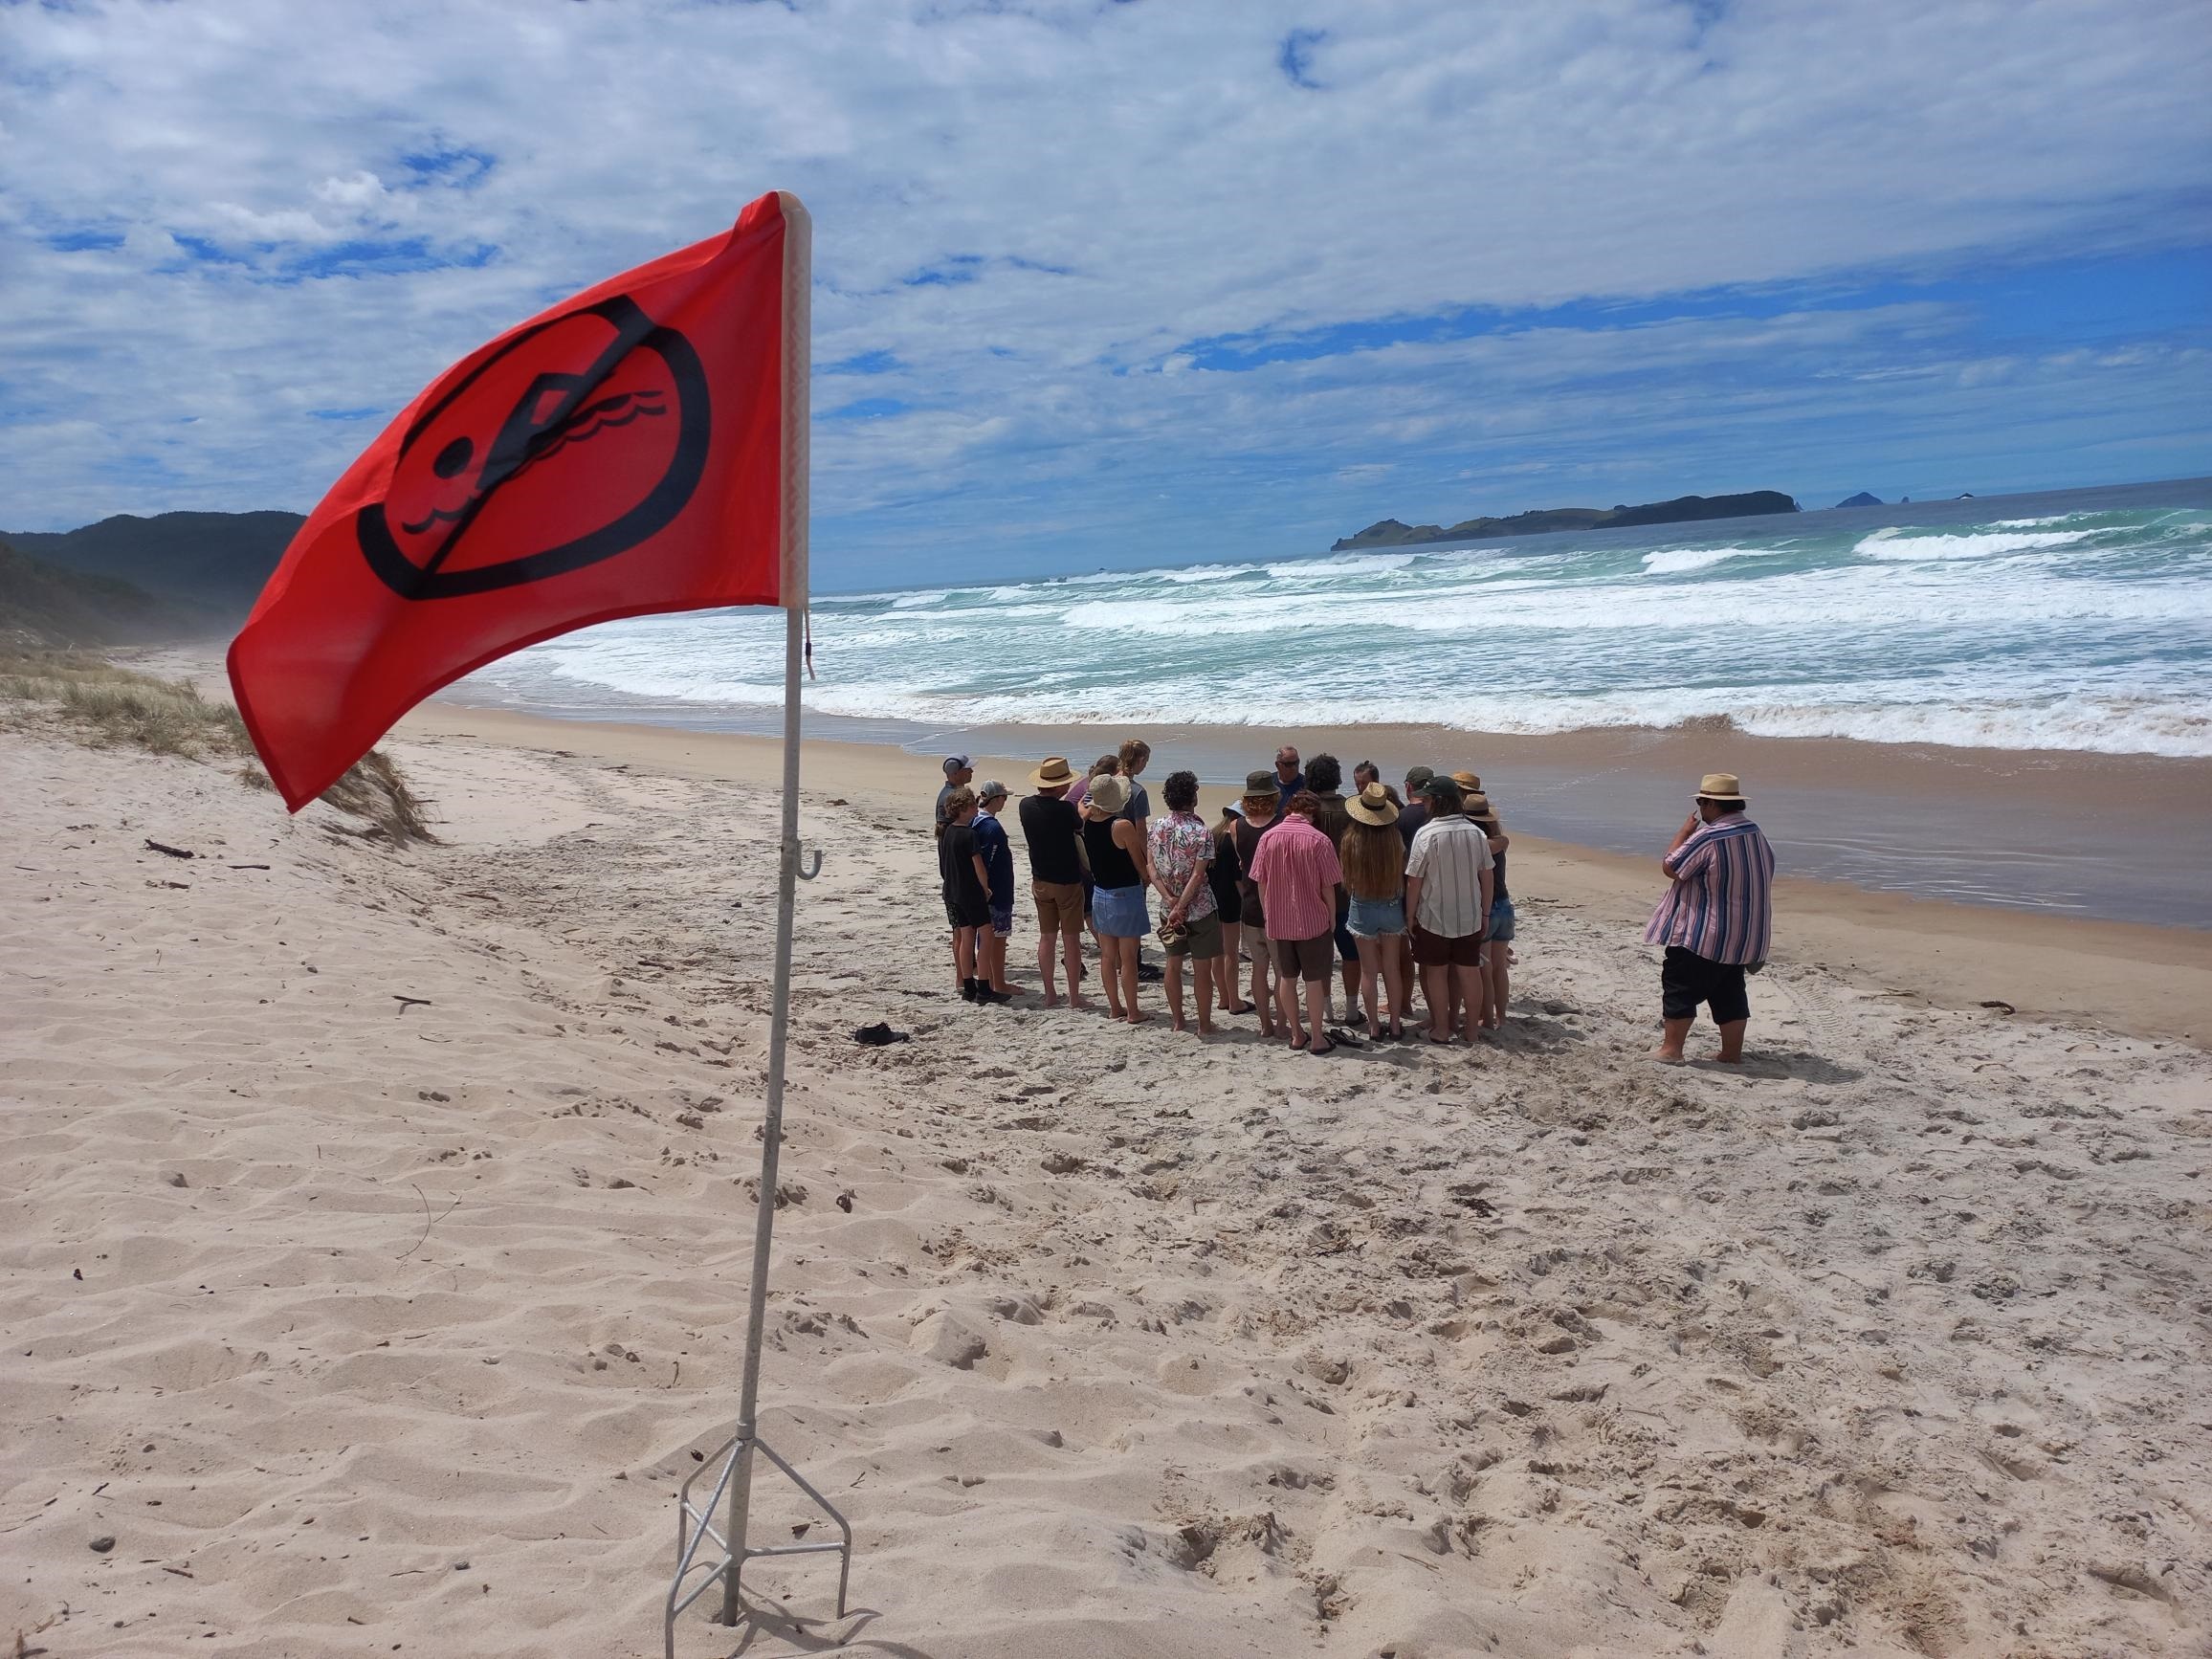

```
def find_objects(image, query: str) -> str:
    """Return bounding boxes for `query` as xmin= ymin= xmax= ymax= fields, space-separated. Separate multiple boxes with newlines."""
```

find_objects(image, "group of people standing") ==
xmin=937 ymin=741 xmax=1518 ymax=1055
xmin=939 ymin=744 xmax=1780 ymax=1064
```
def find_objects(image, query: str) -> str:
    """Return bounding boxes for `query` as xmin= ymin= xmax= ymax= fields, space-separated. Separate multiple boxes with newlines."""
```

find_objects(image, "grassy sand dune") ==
xmin=2 ymin=705 xmax=2207 ymax=1657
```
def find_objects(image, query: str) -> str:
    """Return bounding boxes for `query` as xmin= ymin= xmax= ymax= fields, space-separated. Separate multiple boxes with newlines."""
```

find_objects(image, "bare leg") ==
xmin=1653 ymin=1014 xmax=1693 ymax=1062
xmin=1036 ymin=923 xmax=1059 ymax=1006
xmin=1451 ymin=964 xmax=1484 ymax=1043
xmin=955 ymin=927 xmax=977 ymax=993
xmin=1339 ymin=957 xmax=1360 ymax=1028
xmin=1382 ymin=936 xmax=1406 ymax=1035
xmin=1486 ymin=941 xmax=1510 ymax=1029
xmin=1164 ymin=952 xmax=1188 ymax=1031
xmin=1251 ymin=947 xmax=1276 ymax=1036
xmin=1355 ymin=938 xmax=1383 ymax=1041
xmin=1303 ymin=974 xmax=1331 ymax=1050
xmin=1100 ymin=934 xmax=1127 ymax=1019
xmin=1196 ymin=953 xmax=1218 ymax=1036
xmin=987 ymin=930 xmax=1015 ymax=994
xmin=1275 ymin=964 xmax=1299 ymax=1044
xmin=1421 ymin=963 xmax=1452 ymax=1041
xmin=1117 ymin=938 xmax=1148 ymax=1025
xmin=1061 ymin=931 xmax=1088 ymax=1009
xmin=1220 ymin=923 xmax=1249 ymax=1011
xmin=1714 ymin=1018 xmax=1747 ymax=1063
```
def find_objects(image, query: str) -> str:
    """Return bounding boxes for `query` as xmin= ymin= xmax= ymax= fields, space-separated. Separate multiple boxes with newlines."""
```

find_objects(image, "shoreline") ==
xmin=425 ymin=680 xmax=2212 ymax=930
xmin=393 ymin=697 xmax=2212 ymax=1046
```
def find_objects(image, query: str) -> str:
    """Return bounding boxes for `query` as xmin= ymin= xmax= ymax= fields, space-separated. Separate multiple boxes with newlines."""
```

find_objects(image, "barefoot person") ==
xmin=1082 ymin=773 xmax=1151 ymax=1025
xmin=1646 ymin=773 xmax=1775 ymax=1064
xmin=1465 ymin=792 xmax=1513 ymax=1031
xmin=1147 ymin=770 xmax=1220 ymax=1035
xmin=1404 ymin=774 xmax=1492 ymax=1044
xmin=1211 ymin=807 xmax=1253 ymax=1014
xmin=1231 ymin=770 xmax=1283 ymax=1036
xmin=1020 ymin=756 xmax=1089 ymax=1008
xmin=1249 ymin=790 xmax=1345 ymax=1056
xmin=1302 ymin=754 xmax=1361 ymax=1026
xmin=1342 ymin=783 xmax=1409 ymax=1041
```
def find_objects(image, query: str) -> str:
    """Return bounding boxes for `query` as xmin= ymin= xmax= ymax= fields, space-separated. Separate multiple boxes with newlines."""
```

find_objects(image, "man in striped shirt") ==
xmin=1404 ymin=775 xmax=1493 ymax=1044
xmin=1645 ymin=772 xmax=1775 ymax=1064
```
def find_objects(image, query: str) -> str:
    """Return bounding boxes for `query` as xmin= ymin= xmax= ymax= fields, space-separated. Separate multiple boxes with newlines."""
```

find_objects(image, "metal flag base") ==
xmin=664 ymin=1424 xmax=852 ymax=1656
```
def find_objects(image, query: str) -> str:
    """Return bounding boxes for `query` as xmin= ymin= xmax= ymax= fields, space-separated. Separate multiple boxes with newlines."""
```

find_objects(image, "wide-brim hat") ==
xmin=1346 ymin=782 xmax=1400 ymax=827
xmin=1085 ymin=774 xmax=1132 ymax=814
xmin=1449 ymin=770 xmax=1482 ymax=794
xmin=1241 ymin=768 xmax=1278 ymax=803
xmin=1696 ymin=772 xmax=1746 ymax=805
xmin=1029 ymin=754 xmax=1078 ymax=789
xmin=1464 ymin=792 xmax=1498 ymax=825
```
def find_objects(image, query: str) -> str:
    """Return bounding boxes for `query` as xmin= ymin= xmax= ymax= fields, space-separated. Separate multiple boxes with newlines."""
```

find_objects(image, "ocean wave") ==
xmin=1855 ymin=526 xmax=2100 ymax=560
xmin=1639 ymin=546 xmax=1769 ymax=575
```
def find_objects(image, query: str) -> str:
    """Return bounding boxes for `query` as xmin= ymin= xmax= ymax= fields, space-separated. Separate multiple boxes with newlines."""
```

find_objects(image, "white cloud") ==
xmin=1 ymin=0 xmax=2207 ymax=576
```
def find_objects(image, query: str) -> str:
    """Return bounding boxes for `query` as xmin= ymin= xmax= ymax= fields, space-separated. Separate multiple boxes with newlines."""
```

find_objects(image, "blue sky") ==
xmin=3 ymin=0 xmax=2208 ymax=590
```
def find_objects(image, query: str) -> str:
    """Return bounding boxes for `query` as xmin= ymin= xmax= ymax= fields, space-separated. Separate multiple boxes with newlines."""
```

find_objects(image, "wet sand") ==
xmin=431 ymin=685 xmax=2212 ymax=930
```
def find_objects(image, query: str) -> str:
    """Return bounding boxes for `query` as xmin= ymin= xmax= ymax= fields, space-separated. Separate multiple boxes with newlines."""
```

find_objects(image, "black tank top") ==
xmin=1085 ymin=815 xmax=1140 ymax=889
xmin=1231 ymin=816 xmax=1271 ymax=927
xmin=1492 ymin=847 xmax=1509 ymax=904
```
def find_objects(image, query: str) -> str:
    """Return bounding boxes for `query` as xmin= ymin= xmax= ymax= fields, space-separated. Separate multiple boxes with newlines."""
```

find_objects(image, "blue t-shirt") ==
xmin=972 ymin=810 xmax=1016 ymax=907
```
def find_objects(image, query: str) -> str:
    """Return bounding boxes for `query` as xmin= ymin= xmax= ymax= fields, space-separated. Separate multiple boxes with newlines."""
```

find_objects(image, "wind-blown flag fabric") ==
xmin=229 ymin=189 xmax=809 ymax=810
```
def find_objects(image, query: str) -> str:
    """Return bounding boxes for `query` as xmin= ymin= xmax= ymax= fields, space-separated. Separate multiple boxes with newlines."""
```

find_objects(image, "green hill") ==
xmin=0 ymin=536 xmax=222 ymax=648
xmin=3 ymin=510 xmax=304 ymax=614
xmin=1332 ymin=490 xmax=1800 ymax=550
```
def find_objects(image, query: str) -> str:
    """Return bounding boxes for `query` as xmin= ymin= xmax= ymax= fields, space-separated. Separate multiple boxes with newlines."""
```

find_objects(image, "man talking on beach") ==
xmin=1273 ymin=744 xmax=1305 ymax=806
xmin=1645 ymin=772 xmax=1775 ymax=1064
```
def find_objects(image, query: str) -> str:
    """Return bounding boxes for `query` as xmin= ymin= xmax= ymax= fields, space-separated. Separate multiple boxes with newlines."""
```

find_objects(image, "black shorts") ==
xmin=945 ymin=896 xmax=989 ymax=931
xmin=1272 ymin=934 xmax=1333 ymax=983
xmin=1661 ymin=945 xmax=1749 ymax=1024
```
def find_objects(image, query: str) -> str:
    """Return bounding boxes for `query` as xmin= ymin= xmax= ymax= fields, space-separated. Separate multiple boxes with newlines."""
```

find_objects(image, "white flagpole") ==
xmin=720 ymin=190 xmax=814 ymax=1626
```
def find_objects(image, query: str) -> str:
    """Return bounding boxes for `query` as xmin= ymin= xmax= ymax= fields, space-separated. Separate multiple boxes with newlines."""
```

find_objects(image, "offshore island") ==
xmin=1332 ymin=488 xmax=1800 ymax=549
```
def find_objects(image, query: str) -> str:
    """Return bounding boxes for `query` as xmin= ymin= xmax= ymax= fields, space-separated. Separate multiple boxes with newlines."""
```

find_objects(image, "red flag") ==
xmin=229 ymin=189 xmax=810 ymax=810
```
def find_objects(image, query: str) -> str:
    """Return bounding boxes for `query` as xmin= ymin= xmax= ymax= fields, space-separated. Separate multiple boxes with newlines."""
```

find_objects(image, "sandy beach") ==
xmin=5 ymin=697 xmax=2209 ymax=1657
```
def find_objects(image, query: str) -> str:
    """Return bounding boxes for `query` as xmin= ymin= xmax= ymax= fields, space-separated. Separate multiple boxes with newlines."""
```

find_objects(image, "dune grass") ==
xmin=0 ymin=648 xmax=434 ymax=844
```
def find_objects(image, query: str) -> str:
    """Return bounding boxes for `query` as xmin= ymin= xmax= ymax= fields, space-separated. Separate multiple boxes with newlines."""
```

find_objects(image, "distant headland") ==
xmin=1331 ymin=490 xmax=1800 ymax=551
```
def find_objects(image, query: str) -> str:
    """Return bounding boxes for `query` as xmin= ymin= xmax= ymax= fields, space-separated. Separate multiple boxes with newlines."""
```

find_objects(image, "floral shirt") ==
xmin=1147 ymin=811 xmax=1217 ymax=920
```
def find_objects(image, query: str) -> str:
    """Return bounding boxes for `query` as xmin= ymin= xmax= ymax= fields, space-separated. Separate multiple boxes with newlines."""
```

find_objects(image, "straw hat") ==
xmin=1240 ymin=768 xmax=1278 ymax=805
xmin=1346 ymin=782 xmax=1400 ymax=827
xmin=1085 ymin=773 xmax=1132 ymax=815
xmin=1449 ymin=770 xmax=1482 ymax=795
xmin=1029 ymin=755 xmax=1078 ymax=789
xmin=1464 ymin=792 xmax=1498 ymax=826
xmin=1696 ymin=772 xmax=1746 ymax=805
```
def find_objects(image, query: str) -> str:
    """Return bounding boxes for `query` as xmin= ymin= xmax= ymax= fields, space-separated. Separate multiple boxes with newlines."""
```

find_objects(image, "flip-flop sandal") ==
xmin=1309 ymin=1039 xmax=1338 ymax=1057
xmin=1289 ymin=1033 xmax=1311 ymax=1051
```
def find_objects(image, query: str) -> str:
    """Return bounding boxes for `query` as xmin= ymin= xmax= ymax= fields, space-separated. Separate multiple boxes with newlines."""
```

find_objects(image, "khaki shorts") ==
xmin=1165 ymin=910 xmax=1224 ymax=960
xmin=1032 ymin=879 xmax=1085 ymax=937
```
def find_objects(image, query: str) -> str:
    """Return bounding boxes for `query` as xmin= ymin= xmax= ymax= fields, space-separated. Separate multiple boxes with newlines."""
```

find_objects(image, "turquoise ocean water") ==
xmin=467 ymin=478 xmax=2212 ymax=760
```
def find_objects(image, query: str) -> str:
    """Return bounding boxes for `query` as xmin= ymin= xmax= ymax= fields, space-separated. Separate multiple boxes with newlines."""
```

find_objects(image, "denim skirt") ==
xmin=1092 ymin=882 xmax=1151 ymax=940
xmin=1346 ymin=896 xmax=1406 ymax=938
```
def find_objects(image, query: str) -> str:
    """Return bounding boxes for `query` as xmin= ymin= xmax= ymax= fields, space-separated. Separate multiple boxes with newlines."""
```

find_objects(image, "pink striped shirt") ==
xmin=1247 ymin=813 xmax=1341 ymax=941
xmin=1645 ymin=815 xmax=1775 ymax=964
